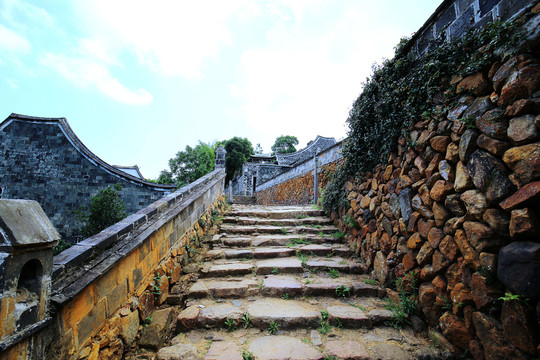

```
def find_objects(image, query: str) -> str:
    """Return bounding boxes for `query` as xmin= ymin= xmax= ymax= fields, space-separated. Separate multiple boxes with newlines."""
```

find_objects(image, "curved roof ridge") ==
xmin=113 ymin=165 xmax=146 ymax=180
xmin=277 ymin=135 xmax=336 ymax=159
xmin=3 ymin=113 xmax=175 ymax=189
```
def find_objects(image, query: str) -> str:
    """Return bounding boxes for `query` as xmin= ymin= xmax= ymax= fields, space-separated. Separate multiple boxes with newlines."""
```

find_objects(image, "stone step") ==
xmin=186 ymin=275 xmax=385 ymax=299
xmin=211 ymin=233 xmax=345 ymax=248
xmin=179 ymin=298 xmax=393 ymax=332
xmin=222 ymin=216 xmax=334 ymax=226
xmin=200 ymin=256 xmax=364 ymax=278
xmin=231 ymin=195 xmax=256 ymax=204
xmin=205 ymin=244 xmax=351 ymax=261
xmin=165 ymin=326 xmax=446 ymax=360
xmin=227 ymin=207 xmax=325 ymax=219
xmin=219 ymin=224 xmax=340 ymax=235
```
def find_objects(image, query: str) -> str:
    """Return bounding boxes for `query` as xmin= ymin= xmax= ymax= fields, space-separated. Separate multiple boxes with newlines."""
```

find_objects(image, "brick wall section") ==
xmin=256 ymin=161 xmax=340 ymax=205
xmin=409 ymin=0 xmax=532 ymax=56
xmin=332 ymin=6 xmax=540 ymax=357
xmin=0 ymin=114 xmax=176 ymax=241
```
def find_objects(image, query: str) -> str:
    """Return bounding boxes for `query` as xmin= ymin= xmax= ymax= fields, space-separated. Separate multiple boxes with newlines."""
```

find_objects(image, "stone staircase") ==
xmin=130 ymin=205 xmax=448 ymax=360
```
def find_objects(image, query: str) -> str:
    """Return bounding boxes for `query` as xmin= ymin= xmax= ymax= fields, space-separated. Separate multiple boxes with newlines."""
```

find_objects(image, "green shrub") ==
xmin=75 ymin=183 xmax=127 ymax=237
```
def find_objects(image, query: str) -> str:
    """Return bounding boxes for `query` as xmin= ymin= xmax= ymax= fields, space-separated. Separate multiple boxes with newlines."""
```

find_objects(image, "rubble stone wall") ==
xmin=331 ymin=7 xmax=540 ymax=358
xmin=255 ymin=161 xmax=340 ymax=205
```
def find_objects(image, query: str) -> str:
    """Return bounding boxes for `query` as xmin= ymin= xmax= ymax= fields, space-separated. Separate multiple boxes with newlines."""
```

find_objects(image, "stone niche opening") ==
xmin=15 ymin=259 xmax=43 ymax=331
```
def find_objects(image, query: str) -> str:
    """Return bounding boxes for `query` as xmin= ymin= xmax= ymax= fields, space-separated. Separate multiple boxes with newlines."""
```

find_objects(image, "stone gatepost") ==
xmin=0 ymin=199 xmax=60 ymax=357
xmin=215 ymin=146 xmax=227 ymax=169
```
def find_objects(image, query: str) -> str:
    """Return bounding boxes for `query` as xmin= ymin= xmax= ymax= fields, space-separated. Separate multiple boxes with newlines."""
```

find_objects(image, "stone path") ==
xmin=128 ymin=205 xmax=448 ymax=360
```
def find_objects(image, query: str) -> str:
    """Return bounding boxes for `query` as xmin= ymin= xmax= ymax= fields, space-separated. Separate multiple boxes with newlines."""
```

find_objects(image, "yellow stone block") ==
xmin=61 ymin=286 xmax=95 ymax=330
xmin=0 ymin=297 xmax=15 ymax=339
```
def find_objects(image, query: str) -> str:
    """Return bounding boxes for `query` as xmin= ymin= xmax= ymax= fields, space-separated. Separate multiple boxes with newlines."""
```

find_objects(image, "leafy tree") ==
xmin=76 ymin=183 xmax=127 ymax=237
xmin=271 ymin=135 xmax=299 ymax=154
xmin=219 ymin=137 xmax=254 ymax=183
xmin=255 ymin=143 xmax=263 ymax=154
xmin=168 ymin=141 xmax=216 ymax=187
xmin=154 ymin=170 xmax=174 ymax=185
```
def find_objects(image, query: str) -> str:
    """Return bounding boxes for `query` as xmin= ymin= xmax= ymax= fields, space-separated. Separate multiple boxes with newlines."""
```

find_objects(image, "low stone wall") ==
xmin=331 ymin=8 xmax=540 ymax=358
xmin=51 ymin=169 xmax=225 ymax=359
xmin=0 ymin=169 xmax=226 ymax=359
xmin=256 ymin=161 xmax=340 ymax=205
xmin=255 ymin=141 xmax=343 ymax=194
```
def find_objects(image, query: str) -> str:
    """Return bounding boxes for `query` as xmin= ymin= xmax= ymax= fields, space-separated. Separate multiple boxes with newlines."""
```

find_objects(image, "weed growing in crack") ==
xmin=268 ymin=321 xmax=279 ymax=334
xmin=241 ymin=313 xmax=252 ymax=329
xmin=335 ymin=285 xmax=351 ymax=297
xmin=224 ymin=318 xmax=236 ymax=332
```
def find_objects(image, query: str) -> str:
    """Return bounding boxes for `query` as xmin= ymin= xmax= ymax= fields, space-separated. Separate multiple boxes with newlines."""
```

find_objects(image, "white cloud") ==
xmin=74 ymin=0 xmax=255 ymax=79
xmin=5 ymin=78 xmax=18 ymax=88
xmin=40 ymin=53 xmax=153 ymax=105
xmin=1 ymin=0 xmax=55 ymax=31
xmin=0 ymin=24 xmax=30 ymax=53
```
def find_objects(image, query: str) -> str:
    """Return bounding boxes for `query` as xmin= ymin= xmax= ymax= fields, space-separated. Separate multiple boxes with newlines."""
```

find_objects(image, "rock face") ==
xmin=466 ymin=150 xmax=515 ymax=202
xmin=498 ymin=242 xmax=540 ymax=300
xmin=472 ymin=312 xmax=527 ymax=360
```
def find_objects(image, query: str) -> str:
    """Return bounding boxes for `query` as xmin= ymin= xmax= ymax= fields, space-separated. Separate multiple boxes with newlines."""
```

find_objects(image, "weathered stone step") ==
xmin=164 ymin=326 xmax=445 ymax=360
xmin=222 ymin=216 xmax=333 ymax=226
xmin=252 ymin=234 xmax=343 ymax=247
xmin=227 ymin=207 xmax=325 ymax=219
xmin=178 ymin=298 xmax=392 ymax=332
xmin=205 ymin=244 xmax=351 ymax=260
xmin=200 ymin=256 xmax=364 ymax=278
xmin=219 ymin=224 xmax=340 ymax=235
xmin=211 ymin=233 xmax=345 ymax=248
xmin=186 ymin=275 xmax=384 ymax=299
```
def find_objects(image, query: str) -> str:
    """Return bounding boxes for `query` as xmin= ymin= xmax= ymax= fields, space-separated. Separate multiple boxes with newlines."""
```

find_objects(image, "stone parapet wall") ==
xmin=0 ymin=169 xmax=226 ymax=360
xmin=49 ymin=169 xmax=225 ymax=359
xmin=332 ymin=6 xmax=540 ymax=357
xmin=256 ymin=141 xmax=343 ymax=194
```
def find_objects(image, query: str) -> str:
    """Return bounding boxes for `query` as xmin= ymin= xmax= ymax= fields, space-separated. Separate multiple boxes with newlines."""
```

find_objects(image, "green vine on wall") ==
xmin=323 ymin=17 xmax=528 ymax=213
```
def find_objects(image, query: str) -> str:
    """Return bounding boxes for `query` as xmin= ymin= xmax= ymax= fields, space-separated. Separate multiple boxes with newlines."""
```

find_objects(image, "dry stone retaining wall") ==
xmin=256 ymin=161 xmax=340 ymax=205
xmin=331 ymin=7 xmax=540 ymax=357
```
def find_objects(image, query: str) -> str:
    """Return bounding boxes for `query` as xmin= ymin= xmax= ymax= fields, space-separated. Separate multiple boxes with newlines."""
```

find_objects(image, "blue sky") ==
xmin=1 ymin=0 xmax=441 ymax=179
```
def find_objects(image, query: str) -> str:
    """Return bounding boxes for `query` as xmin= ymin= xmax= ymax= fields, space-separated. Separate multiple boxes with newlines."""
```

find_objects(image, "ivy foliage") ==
xmin=76 ymin=183 xmax=127 ymax=238
xmin=323 ymin=18 xmax=526 ymax=213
